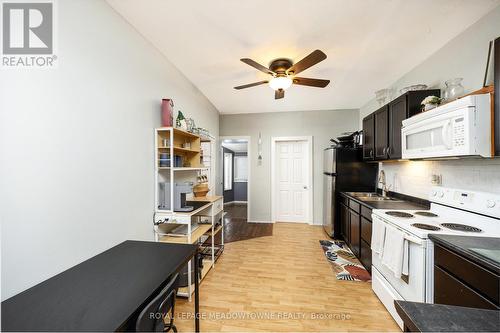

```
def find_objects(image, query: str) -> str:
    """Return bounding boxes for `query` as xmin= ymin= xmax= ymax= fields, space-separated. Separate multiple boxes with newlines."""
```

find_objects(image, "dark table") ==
xmin=395 ymin=300 xmax=500 ymax=332
xmin=1 ymin=240 xmax=200 ymax=332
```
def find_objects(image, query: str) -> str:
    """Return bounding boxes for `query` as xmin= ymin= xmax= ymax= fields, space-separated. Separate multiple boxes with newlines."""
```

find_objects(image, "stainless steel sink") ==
xmin=345 ymin=192 xmax=380 ymax=197
xmin=345 ymin=192 xmax=403 ymax=202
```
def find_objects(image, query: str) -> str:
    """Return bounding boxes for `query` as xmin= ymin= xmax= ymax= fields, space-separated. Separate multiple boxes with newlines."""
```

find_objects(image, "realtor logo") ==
xmin=1 ymin=0 xmax=57 ymax=68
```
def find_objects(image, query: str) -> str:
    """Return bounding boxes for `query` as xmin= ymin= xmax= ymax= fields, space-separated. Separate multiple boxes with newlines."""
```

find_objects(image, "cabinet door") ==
xmin=388 ymin=95 xmax=408 ymax=160
xmin=340 ymin=203 xmax=350 ymax=242
xmin=374 ymin=106 xmax=389 ymax=160
xmin=349 ymin=209 xmax=360 ymax=257
xmin=360 ymin=240 xmax=372 ymax=273
xmin=362 ymin=114 xmax=375 ymax=160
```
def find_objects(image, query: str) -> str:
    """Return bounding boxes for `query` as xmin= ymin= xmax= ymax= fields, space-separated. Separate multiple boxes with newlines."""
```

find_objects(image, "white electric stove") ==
xmin=371 ymin=186 xmax=500 ymax=329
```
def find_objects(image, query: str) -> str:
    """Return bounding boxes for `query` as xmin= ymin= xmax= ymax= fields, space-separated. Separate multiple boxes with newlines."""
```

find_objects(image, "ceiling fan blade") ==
xmin=275 ymin=89 xmax=285 ymax=99
xmin=287 ymin=50 xmax=327 ymax=75
xmin=234 ymin=80 xmax=269 ymax=90
xmin=293 ymin=77 xmax=330 ymax=88
xmin=240 ymin=58 xmax=275 ymax=75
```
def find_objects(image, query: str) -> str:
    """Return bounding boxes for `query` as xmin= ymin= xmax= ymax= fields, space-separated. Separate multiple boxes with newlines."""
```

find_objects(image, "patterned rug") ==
xmin=319 ymin=240 xmax=371 ymax=282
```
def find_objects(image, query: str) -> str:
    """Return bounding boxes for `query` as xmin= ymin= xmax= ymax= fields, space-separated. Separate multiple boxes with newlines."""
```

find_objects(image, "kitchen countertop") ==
xmin=340 ymin=191 xmax=429 ymax=211
xmin=429 ymin=234 xmax=500 ymax=273
xmin=395 ymin=300 xmax=500 ymax=332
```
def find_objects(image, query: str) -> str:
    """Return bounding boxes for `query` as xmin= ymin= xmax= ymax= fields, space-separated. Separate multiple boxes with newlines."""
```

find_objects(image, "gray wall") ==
xmin=358 ymin=5 xmax=500 ymax=198
xmin=220 ymin=109 xmax=359 ymax=223
xmin=0 ymin=0 xmax=219 ymax=300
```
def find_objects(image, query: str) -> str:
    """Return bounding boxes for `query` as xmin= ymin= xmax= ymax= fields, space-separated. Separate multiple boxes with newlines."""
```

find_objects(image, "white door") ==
xmin=275 ymin=140 xmax=310 ymax=223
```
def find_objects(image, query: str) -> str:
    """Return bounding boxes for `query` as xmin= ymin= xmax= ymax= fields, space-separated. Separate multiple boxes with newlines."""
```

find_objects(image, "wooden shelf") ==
xmin=159 ymin=224 xmax=212 ymax=244
xmin=173 ymin=127 xmax=200 ymax=139
xmin=158 ymin=167 xmax=208 ymax=171
xmin=206 ymin=225 xmax=223 ymax=237
xmin=157 ymin=146 xmax=199 ymax=154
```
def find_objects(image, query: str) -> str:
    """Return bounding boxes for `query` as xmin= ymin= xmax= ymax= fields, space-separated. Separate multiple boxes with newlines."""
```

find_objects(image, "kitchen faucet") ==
xmin=378 ymin=170 xmax=390 ymax=197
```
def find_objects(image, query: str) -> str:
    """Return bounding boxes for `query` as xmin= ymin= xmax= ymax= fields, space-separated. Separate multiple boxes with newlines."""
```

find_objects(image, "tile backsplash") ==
xmin=379 ymin=158 xmax=500 ymax=199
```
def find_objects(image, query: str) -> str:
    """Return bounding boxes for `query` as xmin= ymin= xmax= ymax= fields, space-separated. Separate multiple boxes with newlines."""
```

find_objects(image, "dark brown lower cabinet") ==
xmin=434 ymin=244 xmax=499 ymax=310
xmin=360 ymin=240 xmax=372 ymax=273
xmin=339 ymin=194 xmax=373 ymax=272
xmin=349 ymin=209 xmax=360 ymax=257
xmin=340 ymin=203 xmax=350 ymax=243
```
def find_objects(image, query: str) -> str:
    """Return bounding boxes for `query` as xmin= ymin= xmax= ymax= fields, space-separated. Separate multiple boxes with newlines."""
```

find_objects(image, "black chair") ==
xmin=136 ymin=273 xmax=180 ymax=332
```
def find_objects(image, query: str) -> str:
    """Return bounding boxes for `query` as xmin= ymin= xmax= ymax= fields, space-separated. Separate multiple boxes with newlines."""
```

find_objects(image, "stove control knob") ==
xmin=437 ymin=191 xmax=444 ymax=198
xmin=486 ymin=200 xmax=496 ymax=208
xmin=431 ymin=190 xmax=437 ymax=197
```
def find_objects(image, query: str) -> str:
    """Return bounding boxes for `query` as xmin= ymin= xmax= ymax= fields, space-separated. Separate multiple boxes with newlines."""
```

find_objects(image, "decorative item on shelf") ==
xmin=176 ymin=110 xmax=188 ymax=130
xmin=399 ymin=84 xmax=428 ymax=95
xmin=193 ymin=175 xmax=210 ymax=197
xmin=186 ymin=118 xmax=196 ymax=133
xmin=174 ymin=155 xmax=183 ymax=167
xmin=375 ymin=88 xmax=394 ymax=106
xmin=161 ymin=99 xmax=174 ymax=127
xmin=159 ymin=153 xmax=171 ymax=167
xmin=442 ymin=78 xmax=464 ymax=102
xmin=182 ymin=141 xmax=192 ymax=149
xmin=421 ymin=95 xmax=442 ymax=112
xmin=161 ymin=138 xmax=169 ymax=148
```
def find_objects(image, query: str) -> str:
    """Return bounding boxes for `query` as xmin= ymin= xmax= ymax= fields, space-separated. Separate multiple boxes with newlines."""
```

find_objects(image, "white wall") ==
xmin=358 ymin=5 xmax=500 ymax=199
xmin=220 ymin=109 xmax=359 ymax=224
xmin=0 ymin=0 xmax=219 ymax=300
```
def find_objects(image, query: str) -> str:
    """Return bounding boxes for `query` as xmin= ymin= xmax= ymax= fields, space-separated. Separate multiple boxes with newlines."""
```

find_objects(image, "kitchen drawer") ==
xmin=435 ymin=244 xmax=499 ymax=305
xmin=361 ymin=205 xmax=372 ymax=220
xmin=340 ymin=195 xmax=348 ymax=206
xmin=213 ymin=198 xmax=224 ymax=215
xmin=349 ymin=200 xmax=361 ymax=212
xmin=360 ymin=216 xmax=372 ymax=245
xmin=434 ymin=265 xmax=498 ymax=310
xmin=360 ymin=239 xmax=372 ymax=273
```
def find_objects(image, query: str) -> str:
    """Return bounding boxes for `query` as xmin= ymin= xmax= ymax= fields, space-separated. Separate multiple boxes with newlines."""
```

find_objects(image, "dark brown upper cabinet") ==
xmin=374 ymin=106 xmax=389 ymax=160
xmin=362 ymin=89 xmax=440 ymax=161
xmin=362 ymin=114 xmax=375 ymax=160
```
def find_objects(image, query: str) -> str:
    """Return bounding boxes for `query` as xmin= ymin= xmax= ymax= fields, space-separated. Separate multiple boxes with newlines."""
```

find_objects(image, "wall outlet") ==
xmin=431 ymin=174 xmax=442 ymax=185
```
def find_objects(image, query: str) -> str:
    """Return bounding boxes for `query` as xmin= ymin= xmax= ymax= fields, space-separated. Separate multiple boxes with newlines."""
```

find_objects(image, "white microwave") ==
xmin=402 ymin=94 xmax=492 ymax=159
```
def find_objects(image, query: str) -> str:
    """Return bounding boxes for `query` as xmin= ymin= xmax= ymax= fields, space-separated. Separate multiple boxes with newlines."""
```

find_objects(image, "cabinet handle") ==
xmin=382 ymin=147 xmax=387 ymax=155
xmin=370 ymin=150 xmax=374 ymax=158
xmin=387 ymin=146 xmax=392 ymax=156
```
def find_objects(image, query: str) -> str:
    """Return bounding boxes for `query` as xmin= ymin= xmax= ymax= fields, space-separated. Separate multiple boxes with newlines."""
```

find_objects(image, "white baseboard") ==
xmin=224 ymin=201 xmax=247 ymax=205
xmin=248 ymin=220 xmax=274 ymax=224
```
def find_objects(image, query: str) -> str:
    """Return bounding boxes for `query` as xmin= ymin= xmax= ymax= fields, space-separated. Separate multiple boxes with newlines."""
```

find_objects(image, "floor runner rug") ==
xmin=319 ymin=240 xmax=371 ymax=282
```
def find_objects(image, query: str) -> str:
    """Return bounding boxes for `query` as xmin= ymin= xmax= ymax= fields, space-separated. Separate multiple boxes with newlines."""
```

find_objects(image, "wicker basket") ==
xmin=193 ymin=183 xmax=210 ymax=197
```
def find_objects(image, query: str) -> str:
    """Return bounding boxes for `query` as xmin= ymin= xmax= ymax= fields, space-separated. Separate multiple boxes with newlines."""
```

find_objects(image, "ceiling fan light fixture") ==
xmin=268 ymin=76 xmax=293 ymax=91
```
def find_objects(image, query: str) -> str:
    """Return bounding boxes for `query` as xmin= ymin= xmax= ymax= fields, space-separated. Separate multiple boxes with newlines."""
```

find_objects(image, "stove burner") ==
xmin=414 ymin=211 xmax=439 ymax=217
xmin=441 ymin=223 xmax=482 ymax=233
xmin=412 ymin=223 xmax=441 ymax=231
xmin=385 ymin=211 xmax=414 ymax=218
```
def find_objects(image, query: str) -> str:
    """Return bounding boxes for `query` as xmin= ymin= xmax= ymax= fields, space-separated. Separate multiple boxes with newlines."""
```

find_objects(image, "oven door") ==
xmin=371 ymin=215 xmax=428 ymax=302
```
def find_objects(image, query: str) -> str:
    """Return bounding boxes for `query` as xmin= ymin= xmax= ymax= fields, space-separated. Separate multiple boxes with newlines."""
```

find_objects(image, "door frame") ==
xmin=271 ymin=136 xmax=314 ymax=225
xmin=219 ymin=136 xmax=251 ymax=221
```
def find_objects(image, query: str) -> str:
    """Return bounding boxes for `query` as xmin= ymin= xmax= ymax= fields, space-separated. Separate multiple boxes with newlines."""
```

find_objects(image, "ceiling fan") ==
xmin=234 ymin=49 xmax=330 ymax=99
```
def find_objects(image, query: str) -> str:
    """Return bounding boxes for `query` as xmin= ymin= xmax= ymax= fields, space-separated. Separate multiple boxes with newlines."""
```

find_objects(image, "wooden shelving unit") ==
xmin=153 ymin=127 xmax=223 ymax=300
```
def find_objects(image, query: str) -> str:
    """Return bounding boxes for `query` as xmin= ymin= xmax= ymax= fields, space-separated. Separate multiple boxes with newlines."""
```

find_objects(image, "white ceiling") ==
xmin=107 ymin=0 xmax=499 ymax=114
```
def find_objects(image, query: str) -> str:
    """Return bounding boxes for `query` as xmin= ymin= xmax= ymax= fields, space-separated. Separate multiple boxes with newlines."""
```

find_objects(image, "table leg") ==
xmin=194 ymin=251 xmax=200 ymax=333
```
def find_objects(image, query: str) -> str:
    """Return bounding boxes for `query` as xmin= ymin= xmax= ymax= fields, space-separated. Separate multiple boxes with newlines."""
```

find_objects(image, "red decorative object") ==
xmin=161 ymin=99 xmax=174 ymax=127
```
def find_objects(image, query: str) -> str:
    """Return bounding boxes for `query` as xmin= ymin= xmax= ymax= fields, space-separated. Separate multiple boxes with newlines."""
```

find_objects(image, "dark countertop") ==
xmin=340 ymin=191 xmax=429 ymax=211
xmin=395 ymin=300 xmax=500 ymax=332
xmin=429 ymin=234 xmax=500 ymax=273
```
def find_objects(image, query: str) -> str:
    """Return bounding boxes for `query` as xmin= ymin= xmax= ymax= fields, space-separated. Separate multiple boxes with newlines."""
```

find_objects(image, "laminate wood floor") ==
xmin=175 ymin=222 xmax=400 ymax=332
xmin=223 ymin=204 xmax=273 ymax=243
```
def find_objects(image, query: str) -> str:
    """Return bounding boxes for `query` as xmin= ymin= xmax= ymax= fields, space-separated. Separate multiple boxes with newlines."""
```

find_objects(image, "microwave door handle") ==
xmin=441 ymin=120 xmax=452 ymax=149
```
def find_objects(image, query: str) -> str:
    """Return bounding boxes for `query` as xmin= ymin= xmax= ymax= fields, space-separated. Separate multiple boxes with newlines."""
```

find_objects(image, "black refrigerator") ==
xmin=323 ymin=146 xmax=378 ymax=238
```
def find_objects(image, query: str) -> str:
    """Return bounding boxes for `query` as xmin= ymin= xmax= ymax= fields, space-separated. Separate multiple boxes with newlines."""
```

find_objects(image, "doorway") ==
xmin=271 ymin=137 xmax=313 ymax=224
xmin=220 ymin=136 xmax=250 ymax=220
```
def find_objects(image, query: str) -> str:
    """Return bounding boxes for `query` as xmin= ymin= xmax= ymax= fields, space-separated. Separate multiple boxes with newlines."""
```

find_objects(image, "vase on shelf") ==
xmin=442 ymin=78 xmax=464 ymax=102
xmin=161 ymin=99 xmax=174 ymax=127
